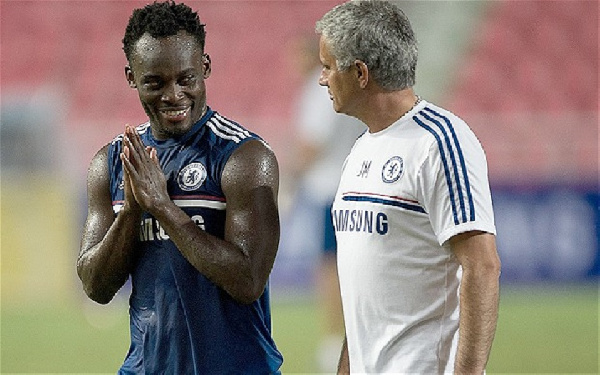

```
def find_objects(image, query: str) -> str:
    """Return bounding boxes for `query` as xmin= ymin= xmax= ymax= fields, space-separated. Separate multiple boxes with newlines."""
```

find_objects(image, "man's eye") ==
xmin=180 ymin=75 xmax=196 ymax=86
xmin=143 ymin=81 xmax=161 ymax=89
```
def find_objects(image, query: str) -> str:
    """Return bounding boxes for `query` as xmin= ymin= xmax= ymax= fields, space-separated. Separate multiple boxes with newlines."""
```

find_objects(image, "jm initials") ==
xmin=357 ymin=160 xmax=372 ymax=178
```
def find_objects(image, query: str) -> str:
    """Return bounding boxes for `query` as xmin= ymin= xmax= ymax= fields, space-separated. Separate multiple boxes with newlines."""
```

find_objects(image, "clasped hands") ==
xmin=119 ymin=125 xmax=170 ymax=214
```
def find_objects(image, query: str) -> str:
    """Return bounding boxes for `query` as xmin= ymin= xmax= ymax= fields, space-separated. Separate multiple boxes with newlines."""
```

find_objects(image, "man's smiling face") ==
xmin=126 ymin=31 xmax=211 ymax=140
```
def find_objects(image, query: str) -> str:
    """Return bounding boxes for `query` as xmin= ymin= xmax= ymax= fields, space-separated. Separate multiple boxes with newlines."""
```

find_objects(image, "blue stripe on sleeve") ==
xmin=413 ymin=115 xmax=460 ymax=225
xmin=423 ymin=107 xmax=475 ymax=221
xmin=418 ymin=110 xmax=467 ymax=223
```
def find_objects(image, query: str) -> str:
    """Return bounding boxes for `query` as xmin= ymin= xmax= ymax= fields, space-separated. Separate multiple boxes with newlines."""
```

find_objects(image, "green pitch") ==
xmin=1 ymin=284 xmax=597 ymax=374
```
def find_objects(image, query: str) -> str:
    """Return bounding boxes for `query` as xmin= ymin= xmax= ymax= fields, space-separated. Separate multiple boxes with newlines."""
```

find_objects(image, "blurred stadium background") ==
xmin=1 ymin=0 xmax=597 ymax=373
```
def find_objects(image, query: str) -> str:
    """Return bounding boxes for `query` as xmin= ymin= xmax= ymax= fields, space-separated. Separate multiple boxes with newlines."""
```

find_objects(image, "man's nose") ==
xmin=318 ymin=69 xmax=328 ymax=87
xmin=161 ymin=83 xmax=184 ymax=102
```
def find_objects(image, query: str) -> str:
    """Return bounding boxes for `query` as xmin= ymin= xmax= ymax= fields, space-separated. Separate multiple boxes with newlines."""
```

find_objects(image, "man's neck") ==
xmin=360 ymin=88 xmax=419 ymax=133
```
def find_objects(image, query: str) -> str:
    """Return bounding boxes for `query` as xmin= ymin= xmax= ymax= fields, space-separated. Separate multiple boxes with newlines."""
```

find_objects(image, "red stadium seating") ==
xmin=2 ymin=1 xmax=340 ymax=134
xmin=2 ymin=1 xmax=596 ymax=183
xmin=445 ymin=0 xmax=598 ymax=183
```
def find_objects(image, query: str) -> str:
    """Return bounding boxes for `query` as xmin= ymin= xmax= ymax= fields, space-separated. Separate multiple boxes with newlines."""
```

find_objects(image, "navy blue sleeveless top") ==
xmin=107 ymin=108 xmax=282 ymax=374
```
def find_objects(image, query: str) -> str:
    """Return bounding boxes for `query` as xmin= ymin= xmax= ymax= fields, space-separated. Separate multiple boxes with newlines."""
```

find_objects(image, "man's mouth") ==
xmin=161 ymin=107 xmax=190 ymax=122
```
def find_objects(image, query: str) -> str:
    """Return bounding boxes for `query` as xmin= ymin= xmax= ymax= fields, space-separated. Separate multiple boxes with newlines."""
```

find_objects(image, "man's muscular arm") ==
xmin=121 ymin=125 xmax=280 ymax=304
xmin=77 ymin=144 xmax=141 ymax=304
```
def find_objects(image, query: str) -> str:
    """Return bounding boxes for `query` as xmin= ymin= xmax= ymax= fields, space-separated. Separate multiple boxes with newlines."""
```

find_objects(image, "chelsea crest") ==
xmin=178 ymin=163 xmax=207 ymax=191
xmin=382 ymin=156 xmax=404 ymax=183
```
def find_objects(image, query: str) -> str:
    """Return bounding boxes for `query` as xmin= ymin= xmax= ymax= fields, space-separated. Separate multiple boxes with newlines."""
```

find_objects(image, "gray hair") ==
xmin=315 ymin=0 xmax=418 ymax=91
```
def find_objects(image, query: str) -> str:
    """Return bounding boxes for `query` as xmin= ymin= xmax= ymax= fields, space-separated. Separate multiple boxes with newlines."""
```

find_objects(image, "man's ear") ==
xmin=354 ymin=60 xmax=369 ymax=89
xmin=202 ymin=53 xmax=212 ymax=79
xmin=125 ymin=66 xmax=136 ymax=88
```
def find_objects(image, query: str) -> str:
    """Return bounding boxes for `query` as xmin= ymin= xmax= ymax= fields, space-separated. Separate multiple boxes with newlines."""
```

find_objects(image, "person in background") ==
xmin=316 ymin=1 xmax=501 ymax=373
xmin=284 ymin=34 xmax=364 ymax=373
xmin=77 ymin=2 xmax=283 ymax=373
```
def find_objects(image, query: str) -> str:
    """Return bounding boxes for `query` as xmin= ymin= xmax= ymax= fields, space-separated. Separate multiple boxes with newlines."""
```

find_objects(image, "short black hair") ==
xmin=122 ymin=1 xmax=206 ymax=63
